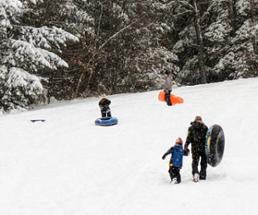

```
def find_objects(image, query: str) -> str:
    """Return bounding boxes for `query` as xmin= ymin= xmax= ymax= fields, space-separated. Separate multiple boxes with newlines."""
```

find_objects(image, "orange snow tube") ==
xmin=158 ymin=91 xmax=184 ymax=105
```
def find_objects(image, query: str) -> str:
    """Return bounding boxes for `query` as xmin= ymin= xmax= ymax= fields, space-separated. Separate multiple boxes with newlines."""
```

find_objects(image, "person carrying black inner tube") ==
xmin=184 ymin=116 xmax=208 ymax=180
xmin=98 ymin=98 xmax=111 ymax=118
xmin=163 ymin=70 xmax=173 ymax=106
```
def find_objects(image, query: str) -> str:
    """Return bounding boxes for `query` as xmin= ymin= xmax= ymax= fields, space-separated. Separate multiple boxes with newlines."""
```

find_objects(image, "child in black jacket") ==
xmin=98 ymin=98 xmax=111 ymax=118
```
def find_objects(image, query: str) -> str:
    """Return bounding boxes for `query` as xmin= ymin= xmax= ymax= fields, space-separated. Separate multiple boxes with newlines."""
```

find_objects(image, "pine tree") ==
xmin=212 ymin=0 xmax=258 ymax=79
xmin=72 ymin=0 xmax=180 ymax=95
xmin=171 ymin=0 xmax=258 ymax=84
xmin=0 ymin=0 xmax=78 ymax=112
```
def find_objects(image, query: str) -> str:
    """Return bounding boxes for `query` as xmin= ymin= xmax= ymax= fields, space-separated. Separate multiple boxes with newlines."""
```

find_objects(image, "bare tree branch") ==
xmin=74 ymin=20 xmax=139 ymax=97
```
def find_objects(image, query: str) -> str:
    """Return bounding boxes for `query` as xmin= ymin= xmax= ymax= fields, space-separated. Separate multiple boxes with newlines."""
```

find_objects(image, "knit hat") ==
xmin=194 ymin=116 xmax=202 ymax=122
xmin=175 ymin=137 xmax=183 ymax=145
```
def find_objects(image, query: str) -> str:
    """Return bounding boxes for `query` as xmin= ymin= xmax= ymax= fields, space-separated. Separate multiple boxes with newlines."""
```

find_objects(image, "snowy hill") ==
xmin=1 ymin=78 xmax=258 ymax=215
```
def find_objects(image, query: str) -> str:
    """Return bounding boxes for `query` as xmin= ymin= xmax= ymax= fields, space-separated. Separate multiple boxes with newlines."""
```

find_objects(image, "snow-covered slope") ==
xmin=1 ymin=78 xmax=258 ymax=215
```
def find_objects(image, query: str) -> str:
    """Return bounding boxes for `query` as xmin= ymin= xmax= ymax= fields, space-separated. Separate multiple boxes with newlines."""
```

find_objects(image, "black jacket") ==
xmin=99 ymin=98 xmax=111 ymax=108
xmin=184 ymin=121 xmax=208 ymax=153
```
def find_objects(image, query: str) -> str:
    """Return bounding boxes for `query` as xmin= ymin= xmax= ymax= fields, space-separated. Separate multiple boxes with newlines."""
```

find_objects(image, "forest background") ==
xmin=0 ymin=0 xmax=257 ymax=112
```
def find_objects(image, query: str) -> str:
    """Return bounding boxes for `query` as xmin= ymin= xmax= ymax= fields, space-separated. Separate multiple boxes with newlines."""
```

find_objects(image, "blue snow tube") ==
xmin=95 ymin=117 xmax=118 ymax=126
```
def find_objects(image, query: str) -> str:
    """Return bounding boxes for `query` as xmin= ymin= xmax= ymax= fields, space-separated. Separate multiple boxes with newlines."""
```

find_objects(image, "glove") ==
xmin=162 ymin=155 xmax=166 ymax=160
xmin=184 ymin=148 xmax=190 ymax=156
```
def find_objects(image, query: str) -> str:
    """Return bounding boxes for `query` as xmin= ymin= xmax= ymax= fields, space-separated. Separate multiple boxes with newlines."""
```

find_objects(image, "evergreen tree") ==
xmin=1 ymin=0 xmax=258 ymax=112
xmin=212 ymin=0 xmax=258 ymax=79
xmin=172 ymin=0 xmax=258 ymax=84
xmin=0 ymin=0 xmax=78 ymax=111
xmin=73 ymin=0 xmax=180 ymax=95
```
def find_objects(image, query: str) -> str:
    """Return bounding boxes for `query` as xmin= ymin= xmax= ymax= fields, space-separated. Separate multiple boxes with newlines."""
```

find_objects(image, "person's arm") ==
xmin=202 ymin=124 xmax=208 ymax=142
xmin=184 ymin=127 xmax=192 ymax=149
xmin=107 ymin=99 xmax=111 ymax=106
xmin=99 ymin=98 xmax=105 ymax=106
xmin=204 ymin=125 xmax=208 ymax=133
xmin=162 ymin=147 xmax=173 ymax=160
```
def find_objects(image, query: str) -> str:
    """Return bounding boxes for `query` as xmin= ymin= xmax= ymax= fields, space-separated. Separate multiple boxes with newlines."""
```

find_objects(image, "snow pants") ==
xmin=169 ymin=165 xmax=181 ymax=183
xmin=164 ymin=90 xmax=172 ymax=106
xmin=191 ymin=149 xmax=207 ymax=178
xmin=101 ymin=106 xmax=111 ymax=118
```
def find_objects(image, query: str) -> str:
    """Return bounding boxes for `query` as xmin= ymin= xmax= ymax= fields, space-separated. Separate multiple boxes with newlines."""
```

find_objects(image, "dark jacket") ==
xmin=163 ymin=74 xmax=173 ymax=91
xmin=185 ymin=121 xmax=208 ymax=153
xmin=162 ymin=144 xmax=184 ymax=168
xmin=99 ymin=98 xmax=111 ymax=108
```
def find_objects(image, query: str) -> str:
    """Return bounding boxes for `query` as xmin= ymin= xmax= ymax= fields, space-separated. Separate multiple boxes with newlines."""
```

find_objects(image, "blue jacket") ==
xmin=162 ymin=144 xmax=184 ymax=168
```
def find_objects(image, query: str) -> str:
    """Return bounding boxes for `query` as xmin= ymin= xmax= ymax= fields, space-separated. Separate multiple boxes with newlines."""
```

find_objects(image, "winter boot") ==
xmin=200 ymin=174 xmax=206 ymax=180
xmin=200 ymin=170 xmax=206 ymax=180
xmin=193 ymin=173 xmax=199 ymax=182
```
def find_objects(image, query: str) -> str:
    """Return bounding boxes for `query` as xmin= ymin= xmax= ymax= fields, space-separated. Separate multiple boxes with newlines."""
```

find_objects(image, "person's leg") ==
xmin=175 ymin=167 xmax=181 ymax=183
xmin=168 ymin=164 xmax=174 ymax=181
xmin=165 ymin=90 xmax=172 ymax=106
xmin=100 ymin=107 xmax=106 ymax=118
xmin=192 ymin=153 xmax=200 ymax=176
xmin=168 ymin=90 xmax=172 ymax=105
xmin=200 ymin=151 xmax=207 ymax=179
xmin=106 ymin=107 xmax=111 ymax=117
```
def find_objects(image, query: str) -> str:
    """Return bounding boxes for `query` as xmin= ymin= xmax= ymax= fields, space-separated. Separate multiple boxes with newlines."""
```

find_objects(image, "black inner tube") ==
xmin=206 ymin=125 xmax=225 ymax=167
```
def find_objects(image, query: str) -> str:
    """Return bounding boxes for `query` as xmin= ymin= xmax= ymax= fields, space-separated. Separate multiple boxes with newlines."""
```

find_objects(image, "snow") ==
xmin=4 ymin=39 xmax=69 ymax=71
xmin=0 ymin=66 xmax=44 ymax=112
xmin=0 ymin=0 xmax=23 ymax=29
xmin=28 ymin=0 xmax=43 ymax=4
xmin=7 ymin=67 xmax=43 ymax=90
xmin=1 ymin=78 xmax=258 ymax=215
xmin=236 ymin=0 xmax=250 ymax=16
xmin=233 ymin=20 xmax=252 ymax=42
xmin=204 ymin=19 xmax=232 ymax=42
xmin=20 ymin=26 xmax=79 ymax=50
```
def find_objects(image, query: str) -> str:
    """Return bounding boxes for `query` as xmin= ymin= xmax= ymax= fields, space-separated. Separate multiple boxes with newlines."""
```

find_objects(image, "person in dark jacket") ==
xmin=163 ymin=70 xmax=173 ymax=106
xmin=184 ymin=116 xmax=208 ymax=180
xmin=98 ymin=98 xmax=111 ymax=118
xmin=162 ymin=137 xmax=184 ymax=184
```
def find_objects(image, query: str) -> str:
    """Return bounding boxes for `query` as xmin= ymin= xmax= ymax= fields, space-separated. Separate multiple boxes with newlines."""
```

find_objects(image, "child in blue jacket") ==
xmin=162 ymin=137 xmax=184 ymax=184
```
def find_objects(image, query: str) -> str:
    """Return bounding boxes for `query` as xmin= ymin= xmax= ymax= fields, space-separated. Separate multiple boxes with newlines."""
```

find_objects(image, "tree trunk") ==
xmin=192 ymin=0 xmax=207 ymax=84
xmin=73 ymin=21 xmax=138 ymax=98
xmin=228 ymin=0 xmax=237 ymax=32
xmin=250 ymin=0 xmax=257 ymax=54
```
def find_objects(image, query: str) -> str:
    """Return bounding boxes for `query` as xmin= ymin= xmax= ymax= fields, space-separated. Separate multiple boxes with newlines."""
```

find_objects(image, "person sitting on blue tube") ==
xmin=99 ymin=97 xmax=111 ymax=118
